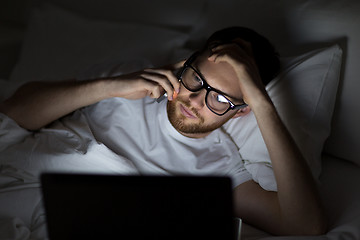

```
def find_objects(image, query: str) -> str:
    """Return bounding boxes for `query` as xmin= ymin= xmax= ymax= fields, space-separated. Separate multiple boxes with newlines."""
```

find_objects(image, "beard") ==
xmin=167 ymin=97 xmax=228 ymax=135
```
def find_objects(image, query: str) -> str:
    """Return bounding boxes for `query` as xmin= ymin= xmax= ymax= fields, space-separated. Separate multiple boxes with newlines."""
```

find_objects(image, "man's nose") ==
xmin=189 ymin=90 xmax=206 ymax=110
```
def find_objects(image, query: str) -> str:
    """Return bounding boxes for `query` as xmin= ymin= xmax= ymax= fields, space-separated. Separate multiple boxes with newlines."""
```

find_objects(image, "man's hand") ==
xmin=109 ymin=62 xmax=183 ymax=101
xmin=208 ymin=43 xmax=268 ymax=107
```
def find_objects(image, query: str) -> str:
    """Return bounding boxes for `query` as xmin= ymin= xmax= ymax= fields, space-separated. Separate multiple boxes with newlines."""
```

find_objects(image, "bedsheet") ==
xmin=0 ymin=111 xmax=139 ymax=177
xmin=0 ymin=110 xmax=140 ymax=239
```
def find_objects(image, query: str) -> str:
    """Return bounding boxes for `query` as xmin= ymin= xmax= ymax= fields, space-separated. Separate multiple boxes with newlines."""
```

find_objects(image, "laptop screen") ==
xmin=41 ymin=173 xmax=235 ymax=240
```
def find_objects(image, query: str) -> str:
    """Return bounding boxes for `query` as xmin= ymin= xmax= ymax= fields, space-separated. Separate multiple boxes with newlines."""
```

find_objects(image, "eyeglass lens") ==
xmin=181 ymin=67 xmax=231 ymax=115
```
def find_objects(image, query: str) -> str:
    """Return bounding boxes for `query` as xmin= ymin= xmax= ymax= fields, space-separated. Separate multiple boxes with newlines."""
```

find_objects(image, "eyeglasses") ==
xmin=177 ymin=52 xmax=247 ymax=116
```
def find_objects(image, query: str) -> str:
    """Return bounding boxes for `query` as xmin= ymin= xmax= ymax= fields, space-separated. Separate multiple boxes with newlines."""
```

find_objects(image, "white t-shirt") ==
xmin=83 ymin=97 xmax=252 ymax=188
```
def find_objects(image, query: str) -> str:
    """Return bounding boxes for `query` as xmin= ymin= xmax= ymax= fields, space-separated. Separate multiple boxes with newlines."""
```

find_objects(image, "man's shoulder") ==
xmin=82 ymin=96 xmax=162 ymax=132
xmin=84 ymin=97 xmax=157 ymax=113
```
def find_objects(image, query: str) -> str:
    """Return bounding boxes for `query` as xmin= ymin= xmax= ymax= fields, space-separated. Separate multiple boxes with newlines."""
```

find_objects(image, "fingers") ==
xmin=141 ymin=68 xmax=180 ymax=101
xmin=208 ymin=43 xmax=260 ymax=81
xmin=115 ymin=60 xmax=184 ymax=101
xmin=208 ymin=43 xmax=247 ymax=64
xmin=207 ymin=43 xmax=264 ymax=100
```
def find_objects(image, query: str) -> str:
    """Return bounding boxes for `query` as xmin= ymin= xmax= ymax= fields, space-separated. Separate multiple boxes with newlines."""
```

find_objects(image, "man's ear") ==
xmin=232 ymin=106 xmax=251 ymax=119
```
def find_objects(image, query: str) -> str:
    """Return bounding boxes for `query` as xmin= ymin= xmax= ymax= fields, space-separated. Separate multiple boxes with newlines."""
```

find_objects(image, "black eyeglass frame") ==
xmin=177 ymin=52 xmax=248 ymax=116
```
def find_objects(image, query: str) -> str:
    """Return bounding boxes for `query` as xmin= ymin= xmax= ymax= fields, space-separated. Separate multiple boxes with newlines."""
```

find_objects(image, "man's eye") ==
xmin=194 ymin=75 xmax=203 ymax=84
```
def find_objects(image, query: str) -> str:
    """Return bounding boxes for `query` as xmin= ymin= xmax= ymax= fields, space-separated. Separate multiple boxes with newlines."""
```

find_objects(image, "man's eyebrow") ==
xmin=193 ymin=63 xmax=244 ymax=103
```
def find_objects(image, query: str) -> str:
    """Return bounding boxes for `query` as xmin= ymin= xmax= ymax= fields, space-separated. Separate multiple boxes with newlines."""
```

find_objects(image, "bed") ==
xmin=1 ymin=0 xmax=360 ymax=239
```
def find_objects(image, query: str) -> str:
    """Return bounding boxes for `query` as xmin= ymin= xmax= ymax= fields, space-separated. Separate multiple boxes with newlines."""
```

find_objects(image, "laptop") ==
xmin=41 ymin=173 xmax=239 ymax=240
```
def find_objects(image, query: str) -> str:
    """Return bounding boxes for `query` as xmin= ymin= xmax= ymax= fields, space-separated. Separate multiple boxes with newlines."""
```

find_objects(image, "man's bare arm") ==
xmin=210 ymin=44 xmax=326 ymax=235
xmin=0 ymin=80 xmax=111 ymax=130
xmin=0 ymin=63 xmax=183 ymax=130
xmin=233 ymin=102 xmax=326 ymax=235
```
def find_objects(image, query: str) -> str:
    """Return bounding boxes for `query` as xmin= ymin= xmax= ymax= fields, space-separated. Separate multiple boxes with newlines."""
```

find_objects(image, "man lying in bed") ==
xmin=0 ymin=27 xmax=326 ymax=235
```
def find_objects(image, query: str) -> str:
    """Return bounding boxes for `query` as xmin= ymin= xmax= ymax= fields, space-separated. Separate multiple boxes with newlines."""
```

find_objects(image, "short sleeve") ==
xmin=223 ymin=111 xmax=278 ymax=191
xmin=230 ymin=164 xmax=253 ymax=189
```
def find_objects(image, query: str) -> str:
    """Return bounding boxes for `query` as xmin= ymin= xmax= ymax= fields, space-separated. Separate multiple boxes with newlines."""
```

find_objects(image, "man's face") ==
xmin=167 ymin=53 xmax=245 ymax=138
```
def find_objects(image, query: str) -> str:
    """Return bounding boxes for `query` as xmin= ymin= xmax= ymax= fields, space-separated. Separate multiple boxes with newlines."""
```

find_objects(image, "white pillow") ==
xmin=9 ymin=3 xmax=189 ymax=84
xmin=224 ymin=45 xmax=342 ymax=190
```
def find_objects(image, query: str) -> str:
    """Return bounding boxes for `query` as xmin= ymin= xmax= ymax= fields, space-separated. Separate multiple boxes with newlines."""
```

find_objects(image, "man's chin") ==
xmin=167 ymin=101 xmax=200 ymax=131
xmin=166 ymin=99 xmax=223 ymax=136
xmin=167 ymin=111 xmax=218 ymax=136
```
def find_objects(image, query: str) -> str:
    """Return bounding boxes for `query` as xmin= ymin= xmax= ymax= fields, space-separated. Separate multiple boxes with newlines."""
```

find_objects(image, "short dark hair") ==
xmin=203 ymin=26 xmax=280 ymax=86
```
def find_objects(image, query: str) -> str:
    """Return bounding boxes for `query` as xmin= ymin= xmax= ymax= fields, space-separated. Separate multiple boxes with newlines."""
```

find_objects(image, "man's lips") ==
xmin=179 ymin=104 xmax=197 ymax=119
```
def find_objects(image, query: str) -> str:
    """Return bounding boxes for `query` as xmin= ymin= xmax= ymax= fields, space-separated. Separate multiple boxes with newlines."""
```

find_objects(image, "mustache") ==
xmin=176 ymin=98 xmax=203 ymax=120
